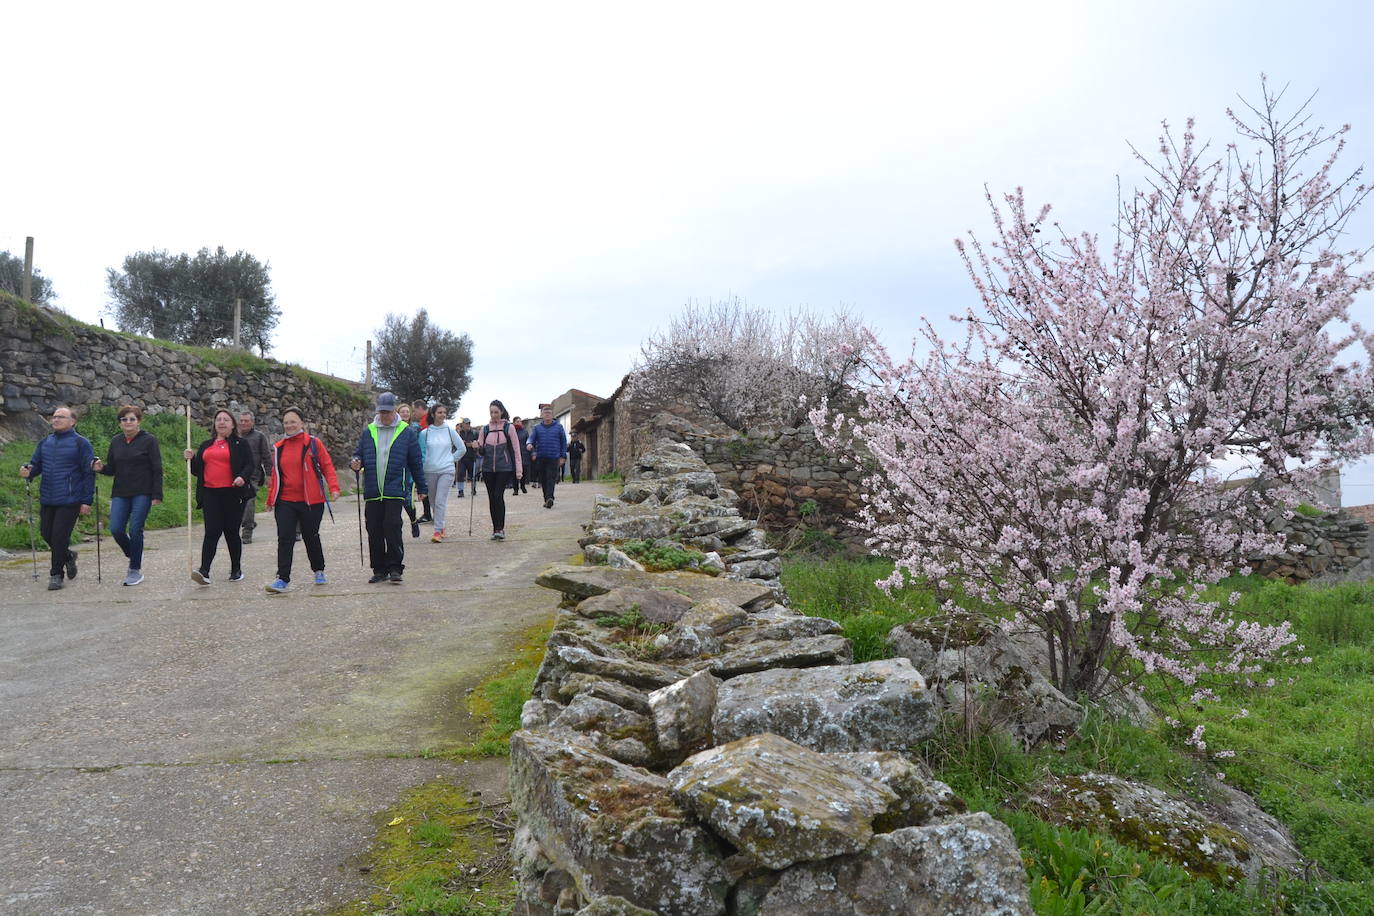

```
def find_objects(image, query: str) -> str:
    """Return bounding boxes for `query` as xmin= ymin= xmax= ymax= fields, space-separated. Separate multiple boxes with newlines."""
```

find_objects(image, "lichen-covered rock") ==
xmin=706 ymin=636 xmax=854 ymax=679
xmin=1024 ymin=773 xmax=1253 ymax=884
xmin=522 ymin=697 xmax=564 ymax=730
xmin=1197 ymin=776 xmax=1304 ymax=877
xmin=669 ymin=734 xmax=898 ymax=870
xmin=555 ymin=674 xmax=653 ymax=715
xmin=830 ymin=751 xmax=967 ymax=830
xmin=756 ymin=813 xmax=1033 ymax=915
xmin=654 ymin=625 xmax=723 ymax=659
xmin=649 ymin=670 xmax=719 ymax=757
xmin=537 ymin=564 xmax=777 ymax=610
xmin=889 ymin=615 xmax=1084 ymax=748
xmin=724 ymin=612 xmax=844 ymax=645
xmin=550 ymin=694 xmax=660 ymax=767
xmin=575 ymin=896 xmax=658 ymax=916
xmin=512 ymin=823 xmax=574 ymax=916
xmin=713 ymin=658 xmax=936 ymax=752
xmin=607 ymin=547 xmax=647 ymax=571
xmin=727 ymin=558 xmax=782 ymax=580
xmin=584 ymin=543 xmax=610 ymax=565
xmin=510 ymin=731 xmax=730 ymax=916
xmin=676 ymin=597 xmax=749 ymax=636
xmin=535 ymin=645 xmax=691 ymax=696
xmin=576 ymin=586 xmax=694 ymax=625
xmin=701 ymin=551 xmax=727 ymax=573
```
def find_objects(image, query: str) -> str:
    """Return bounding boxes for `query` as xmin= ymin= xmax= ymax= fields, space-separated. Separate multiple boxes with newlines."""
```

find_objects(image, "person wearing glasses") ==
xmin=18 ymin=406 xmax=96 ymax=590
xmin=92 ymin=405 xmax=163 ymax=586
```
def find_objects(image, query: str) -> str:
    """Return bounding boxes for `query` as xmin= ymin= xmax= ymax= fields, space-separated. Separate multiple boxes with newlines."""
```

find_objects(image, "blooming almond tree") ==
xmin=635 ymin=298 xmax=867 ymax=434
xmin=815 ymin=83 xmax=1374 ymax=704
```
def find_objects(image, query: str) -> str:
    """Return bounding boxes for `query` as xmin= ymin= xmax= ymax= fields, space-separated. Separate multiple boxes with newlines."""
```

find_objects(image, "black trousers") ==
xmin=39 ymin=502 xmax=81 ymax=577
xmin=200 ymin=486 xmax=246 ymax=575
xmin=364 ymin=498 xmax=405 ymax=574
xmin=535 ymin=457 xmax=560 ymax=502
xmin=569 ymin=459 xmax=582 ymax=483
xmin=484 ymin=471 xmax=512 ymax=533
xmin=275 ymin=501 xmax=325 ymax=582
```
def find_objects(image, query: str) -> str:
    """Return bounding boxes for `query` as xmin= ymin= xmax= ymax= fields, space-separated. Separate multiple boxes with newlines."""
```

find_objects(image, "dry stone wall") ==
xmin=511 ymin=440 xmax=1033 ymax=915
xmin=1256 ymin=510 xmax=1371 ymax=582
xmin=0 ymin=295 xmax=372 ymax=458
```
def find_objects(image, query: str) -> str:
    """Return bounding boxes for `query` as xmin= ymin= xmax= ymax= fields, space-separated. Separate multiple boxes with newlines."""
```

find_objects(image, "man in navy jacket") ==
xmin=19 ymin=406 xmax=96 ymax=590
xmin=526 ymin=404 xmax=568 ymax=509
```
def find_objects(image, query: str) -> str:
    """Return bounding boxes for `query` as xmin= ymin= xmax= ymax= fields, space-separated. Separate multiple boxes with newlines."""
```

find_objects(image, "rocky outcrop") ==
xmin=510 ymin=440 xmax=1033 ymax=914
xmin=1256 ymin=509 xmax=1371 ymax=582
xmin=1023 ymin=772 xmax=1302 ymax=885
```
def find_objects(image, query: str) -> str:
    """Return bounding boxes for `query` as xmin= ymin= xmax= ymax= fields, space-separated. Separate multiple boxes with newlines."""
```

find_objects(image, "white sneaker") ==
xmin=191 ymin=569 xmax=211 ymax=585
xmin=123 ymin=569 xmax=144 ymax=587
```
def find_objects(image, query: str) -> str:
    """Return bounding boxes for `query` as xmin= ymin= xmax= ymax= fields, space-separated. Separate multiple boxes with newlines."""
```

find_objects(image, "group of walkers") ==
xmin=18 ymin=392 xmax=585 ymax=593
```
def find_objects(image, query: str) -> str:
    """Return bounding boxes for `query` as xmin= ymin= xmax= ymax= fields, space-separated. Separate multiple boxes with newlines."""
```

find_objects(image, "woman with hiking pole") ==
xmin=93 ymin=405 xmax=163 ymax=587
xmin=184 ymin=408 xmax=254 ymax=585
xmin=18 ymin=405 xmax=95 ymax=591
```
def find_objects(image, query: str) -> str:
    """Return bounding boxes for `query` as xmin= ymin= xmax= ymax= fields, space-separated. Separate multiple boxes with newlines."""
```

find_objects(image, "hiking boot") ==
xmin=65 ymin=552 xmax=78 ymax=580
xmin=388 ymin=570 xmax=403 ymax=584
xmin=191 ymin=568 xmax=211 ymax=585
xmin=368 ymin=573 xmax=388 ymax=584
xmin=48 ymin=574 xmax=64 ymax=591
xmin=123 ymin=569 xmax=143 ymax=587
xmin=313 ymin=571 xmax=327 ymax=585
xmin=544 ymin=498 xmax=554 ymax=509
xmin=411 ymin=521 xmax=420 ymax=538
xmin=228 ymin=569 xmax=245 ymax=582
xmin=266 ymin=578 xmax=289 ymax=594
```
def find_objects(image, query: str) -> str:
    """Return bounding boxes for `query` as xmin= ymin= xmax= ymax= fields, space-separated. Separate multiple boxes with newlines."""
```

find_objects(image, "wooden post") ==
xmin=365 ymin=339 xmax=373 ymax=391
xmin=232 ymin=298 xmax=242 ymax=348
xmin=21 ymin=237 xmax=34 ymax=302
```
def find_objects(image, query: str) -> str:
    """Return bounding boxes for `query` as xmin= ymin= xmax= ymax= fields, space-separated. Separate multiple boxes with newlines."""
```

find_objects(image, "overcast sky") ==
xmin=7 ymin=1 xmax=1374 ymax=501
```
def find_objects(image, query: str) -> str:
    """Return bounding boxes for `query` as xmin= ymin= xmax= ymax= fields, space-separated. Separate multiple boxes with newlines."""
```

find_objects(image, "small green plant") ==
xmin=725 ymin=436 xmax=753 ymax=460
xmin=1293 ymin=503 xmax=1326 ymax=518
xmin=620 ymin=538 xmax=705 ymax=572
xmin=797 ymin=498 xmax=819 ymax=517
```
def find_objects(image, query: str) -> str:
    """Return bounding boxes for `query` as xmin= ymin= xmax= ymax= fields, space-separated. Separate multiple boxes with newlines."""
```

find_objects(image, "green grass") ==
xmin=327 ymin=780 xmax=515 ymax=916
xmin=441 ymin=623 xmax=551 ymax=759
xmin=782 ymin=555 xmax=1374 ymax=914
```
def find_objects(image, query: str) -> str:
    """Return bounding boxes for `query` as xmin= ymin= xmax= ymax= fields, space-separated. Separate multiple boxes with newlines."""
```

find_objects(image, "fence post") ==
xmin=233 ymin=298 xmax=242 ymax=348
xmin=21 ymin=237 xmax=34 ymax=302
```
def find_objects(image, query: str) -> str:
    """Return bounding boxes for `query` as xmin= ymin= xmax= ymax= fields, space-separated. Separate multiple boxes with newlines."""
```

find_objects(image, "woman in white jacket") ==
xmin=420 ymin=403 xmax=463 ymax=542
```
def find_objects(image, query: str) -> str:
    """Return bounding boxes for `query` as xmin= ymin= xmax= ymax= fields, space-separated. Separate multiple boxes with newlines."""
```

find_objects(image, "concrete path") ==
xmin=1 ymin=478 xmax=610 ymax=915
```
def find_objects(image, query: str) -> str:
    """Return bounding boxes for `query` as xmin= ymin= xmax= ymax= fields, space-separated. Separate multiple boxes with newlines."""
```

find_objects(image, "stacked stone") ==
xmin=579 ymin=441 xmax=786 ymax=594
xmin=1255 ymin=510 xmax=1371 ymax=582
xmin=0 ymin=297 xmax=370 ymax=459
xmin=510 ymin=439 xmax=1033 ymax=916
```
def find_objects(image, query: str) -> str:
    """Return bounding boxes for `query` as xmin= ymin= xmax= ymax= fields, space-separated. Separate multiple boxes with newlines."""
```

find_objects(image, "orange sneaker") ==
xmin=431 ymin=530 xmax=445 ymax=543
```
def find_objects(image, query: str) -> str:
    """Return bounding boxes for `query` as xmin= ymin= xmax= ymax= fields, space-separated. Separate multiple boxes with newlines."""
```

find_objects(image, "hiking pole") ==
xmin=185 ymin=404 xmax=194 ymax=572
xmin=93 ymin=478 xmax=103 ymax=584
xmin=25 ymin=474 xmax=37 ymax=581
xmin=467 ymin=469 xmax=475 ymax=537
xmin=354 ymin=468 xmax=365 ymax=567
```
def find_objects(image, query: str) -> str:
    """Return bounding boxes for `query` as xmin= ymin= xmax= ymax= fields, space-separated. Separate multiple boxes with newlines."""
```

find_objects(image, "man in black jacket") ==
xmin=238 ymin=410 xmax=272 ymax=544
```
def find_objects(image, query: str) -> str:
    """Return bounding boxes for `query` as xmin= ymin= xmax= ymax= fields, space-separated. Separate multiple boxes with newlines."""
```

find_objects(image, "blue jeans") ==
xmin=108 ymin=494 xmax=152 ymax=570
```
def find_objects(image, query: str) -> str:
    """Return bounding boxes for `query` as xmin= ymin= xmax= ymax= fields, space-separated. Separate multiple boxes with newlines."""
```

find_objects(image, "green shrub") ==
xmin=620 ymin=538 xmax=705 ymax=572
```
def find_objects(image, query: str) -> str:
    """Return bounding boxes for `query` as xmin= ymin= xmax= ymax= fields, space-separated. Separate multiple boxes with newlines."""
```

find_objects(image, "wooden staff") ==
xmin=186 ymin=404 xmax=193 ymax=571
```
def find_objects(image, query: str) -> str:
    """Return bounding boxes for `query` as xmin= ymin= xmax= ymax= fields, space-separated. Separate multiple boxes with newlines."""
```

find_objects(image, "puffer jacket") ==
xmin=27 ymin=428 xmax=96 ymax=507
xmin=352 ymin=419 xmax=426 ymax=501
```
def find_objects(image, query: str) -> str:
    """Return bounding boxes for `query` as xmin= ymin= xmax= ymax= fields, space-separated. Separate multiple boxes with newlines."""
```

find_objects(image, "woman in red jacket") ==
xmin=264 ymin=407 xmax=340 ymax=593
xmin=184 ymin=408 xmax=255 ymax=585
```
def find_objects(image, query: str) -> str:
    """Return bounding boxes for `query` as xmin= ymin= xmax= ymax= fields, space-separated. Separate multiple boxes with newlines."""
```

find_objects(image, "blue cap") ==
xmin=376 ymin=392 xmax=398 ymax=411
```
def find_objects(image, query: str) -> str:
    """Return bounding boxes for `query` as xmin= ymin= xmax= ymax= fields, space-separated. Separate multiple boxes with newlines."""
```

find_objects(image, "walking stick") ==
xmin=467 ymin=467 xmax=475 ymax=537
xmin=354 ymin=468 xmax=365 ymax=567
xmin=25 ymin=475 xmax=37 ymax=580
xmin=93 ymin=481 xmax=103 ymax=584
xmin=186 ymin=404 xmax=194 ymax=572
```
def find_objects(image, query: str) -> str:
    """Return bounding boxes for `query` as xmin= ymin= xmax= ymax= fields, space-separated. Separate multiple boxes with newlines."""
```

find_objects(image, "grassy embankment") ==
xmin=783 ymin=555 xmax=1374 ymax=915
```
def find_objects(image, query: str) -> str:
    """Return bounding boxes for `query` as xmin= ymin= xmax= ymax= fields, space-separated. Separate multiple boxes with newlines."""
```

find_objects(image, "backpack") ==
xmin=480 ymin=422 xmax=517 ymax=471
